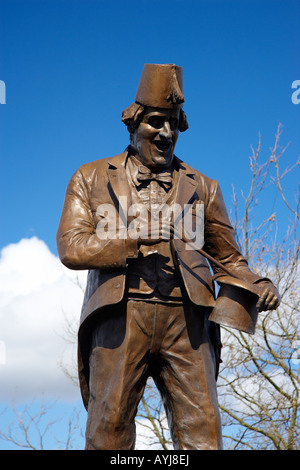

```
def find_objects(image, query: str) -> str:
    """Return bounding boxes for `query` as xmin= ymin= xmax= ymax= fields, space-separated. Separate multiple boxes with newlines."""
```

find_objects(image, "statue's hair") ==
xmin=121 ymin=102 xmax=189 ymax=136
xmin=121 ymin=103 xmax=146 ymax=134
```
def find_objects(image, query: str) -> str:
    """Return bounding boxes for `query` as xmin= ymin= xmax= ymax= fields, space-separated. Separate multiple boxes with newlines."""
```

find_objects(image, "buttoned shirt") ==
xmin=125 ymin=154 xmax=183 ymax=302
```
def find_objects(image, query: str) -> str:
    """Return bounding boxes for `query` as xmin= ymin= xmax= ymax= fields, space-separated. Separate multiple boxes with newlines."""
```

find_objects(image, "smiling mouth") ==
xmin=154 ymin=140 xmax=172 ymax=152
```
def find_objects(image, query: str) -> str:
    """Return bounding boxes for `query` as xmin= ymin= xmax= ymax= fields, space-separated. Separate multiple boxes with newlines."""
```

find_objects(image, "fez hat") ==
xmin=135 ymin=63 xmax=185 ymax=109
xmin=122 ymin=63 xmax=188 ymax=132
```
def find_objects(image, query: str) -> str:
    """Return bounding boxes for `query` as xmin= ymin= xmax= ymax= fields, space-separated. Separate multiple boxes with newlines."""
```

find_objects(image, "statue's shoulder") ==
xmin=175 ymin=156 xmax=218 ymax=190
xmin=77 ymin=150 xmax=128 ymax=177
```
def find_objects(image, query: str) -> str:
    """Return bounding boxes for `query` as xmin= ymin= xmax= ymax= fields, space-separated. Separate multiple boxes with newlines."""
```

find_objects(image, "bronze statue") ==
xmin=57 ymin=64 xmax=280 ymax=450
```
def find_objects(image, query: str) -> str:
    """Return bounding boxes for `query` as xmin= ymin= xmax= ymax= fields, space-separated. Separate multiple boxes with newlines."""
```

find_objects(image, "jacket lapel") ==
xmin=106 ymin=150 xmax=133 ymax=228
xmin=174 ymin=156 xmax=198 ymax=207
xmin=172 ymin=158 xmax=200 ymax=251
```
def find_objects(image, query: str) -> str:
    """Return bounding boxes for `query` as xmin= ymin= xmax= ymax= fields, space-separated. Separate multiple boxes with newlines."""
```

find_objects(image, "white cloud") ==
xmin=0 ymin=237 xmax=87 ymax=403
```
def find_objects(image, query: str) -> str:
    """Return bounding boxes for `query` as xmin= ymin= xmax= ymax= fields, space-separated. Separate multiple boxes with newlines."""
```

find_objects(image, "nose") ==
xmin=159 ymin=120 xmax=172 ymax=139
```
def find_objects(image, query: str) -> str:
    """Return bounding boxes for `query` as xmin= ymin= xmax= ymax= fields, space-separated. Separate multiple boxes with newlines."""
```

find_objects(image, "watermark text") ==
xmin=96 ymin=200 xmax=204 ymax=250
xmin=291 ymin=80 xmax=300 ymax=104
xmin=0 ymin=80 xmax=6 ymax=104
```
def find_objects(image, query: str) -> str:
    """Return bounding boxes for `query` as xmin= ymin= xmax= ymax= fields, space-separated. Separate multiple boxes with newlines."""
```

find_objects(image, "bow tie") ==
xmin=137 ymin=166 xmax=172 ymax=187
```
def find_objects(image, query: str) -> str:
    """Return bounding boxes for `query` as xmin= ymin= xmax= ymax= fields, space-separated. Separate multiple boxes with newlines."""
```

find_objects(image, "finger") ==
xmin=264 ymin=290 xmax=276 ymax=308
xmin=146 ymin=222 xmax=159 ymax=238
xmin=161 ymin=227 xmax=173 ymax=239
xmin=256 ymin=288 xmax=269 ymax=311
xmin=168 ymin=223 xmax=175 ymax=236
xmin=266 ymin=294 xmax=280 ymax=311
xmin=257 ymin=288 xmax=269 ymax=305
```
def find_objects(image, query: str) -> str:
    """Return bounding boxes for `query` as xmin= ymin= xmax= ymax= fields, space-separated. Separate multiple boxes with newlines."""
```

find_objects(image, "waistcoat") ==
xmin=125 ymin=155 xmax=183 ymax=301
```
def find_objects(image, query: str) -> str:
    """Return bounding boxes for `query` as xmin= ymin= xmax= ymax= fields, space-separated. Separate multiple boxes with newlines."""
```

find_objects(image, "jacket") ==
xmin=57 ymin=149 xmax=263 ymax=406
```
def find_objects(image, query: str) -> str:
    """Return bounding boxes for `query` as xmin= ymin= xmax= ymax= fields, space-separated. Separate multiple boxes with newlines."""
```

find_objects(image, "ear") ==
xmin=178 ymin=109 xmax=189 ymax=132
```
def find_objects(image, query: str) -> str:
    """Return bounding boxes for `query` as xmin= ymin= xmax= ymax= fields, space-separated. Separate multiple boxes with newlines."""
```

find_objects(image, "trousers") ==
xmin=84 ymin=299 xmax=223 ymax=450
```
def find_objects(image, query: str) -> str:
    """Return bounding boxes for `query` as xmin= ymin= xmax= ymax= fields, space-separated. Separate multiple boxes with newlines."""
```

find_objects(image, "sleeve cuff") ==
xmin=253 ymin=277 xmax=274 ymax=286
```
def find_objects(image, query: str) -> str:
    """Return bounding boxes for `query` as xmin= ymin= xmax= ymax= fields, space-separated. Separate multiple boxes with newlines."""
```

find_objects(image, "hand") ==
xmin=140 ymin=219 xmax=175 ymax=245
xmin=256 ymin=283 xmax=281 ymax=312
xmin=128 ymin=219 xmax=174 ymax=246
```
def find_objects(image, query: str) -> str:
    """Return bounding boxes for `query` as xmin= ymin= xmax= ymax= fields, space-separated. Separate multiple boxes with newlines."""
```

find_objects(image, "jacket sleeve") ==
xmin=203 ymin=180 xmax=268 ymax=284
xmin=56 ymin=168 xmax=137 ymax=270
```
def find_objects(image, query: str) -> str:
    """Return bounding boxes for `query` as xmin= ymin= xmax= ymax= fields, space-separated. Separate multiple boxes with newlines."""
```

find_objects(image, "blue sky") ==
xmin=0 ymin=0 xmax=299 ymax=450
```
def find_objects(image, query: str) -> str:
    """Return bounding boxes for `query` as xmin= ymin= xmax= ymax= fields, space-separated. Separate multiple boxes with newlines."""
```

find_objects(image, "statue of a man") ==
xmin=57 ymin=64 xmax=280 ymax=450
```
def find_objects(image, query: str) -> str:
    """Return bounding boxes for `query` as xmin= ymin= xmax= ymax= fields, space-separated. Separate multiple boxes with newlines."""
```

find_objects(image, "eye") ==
xmin=170 ymin=118 xmax=179 ymax=130
xmin=147 ymin=115 xmax=165 ymax=129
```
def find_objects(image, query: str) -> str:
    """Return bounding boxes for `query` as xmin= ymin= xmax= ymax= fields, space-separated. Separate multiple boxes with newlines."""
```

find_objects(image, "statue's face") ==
xmin=131 ymin=106 xmax=180 ymax=170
